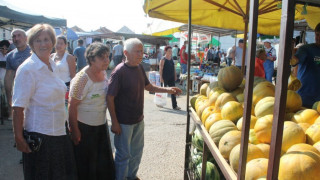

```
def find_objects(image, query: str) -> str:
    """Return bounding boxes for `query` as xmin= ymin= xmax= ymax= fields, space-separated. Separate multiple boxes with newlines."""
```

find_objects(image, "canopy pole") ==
xmin=184 ymin=0 xmax=192 ymax=179
xmin=267 ymin=0 xmax=295 ymax=179
xmin=237 ymin=0 xmax=259 ymax=179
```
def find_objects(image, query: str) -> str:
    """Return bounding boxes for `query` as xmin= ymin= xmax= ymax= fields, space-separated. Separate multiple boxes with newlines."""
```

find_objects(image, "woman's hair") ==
xmin=57 ymin=35 xmax=67 ymax=45
xmin=124 ymin=38 xmax=142 ymax=53
xmin=27 ymin=24 xmax=56 ymax=52
xmin=164 ymin=45 xmax=172 ymax=52
xmin=256 ymin=48 xmax=266 ymax=58
xmin=0 ymin=40 xmax=10 ymax=48
xmin=85 ymin=42 xmax=110 ymax=66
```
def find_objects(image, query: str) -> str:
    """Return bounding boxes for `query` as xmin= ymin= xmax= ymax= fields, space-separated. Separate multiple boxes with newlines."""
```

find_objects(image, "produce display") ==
xmin=189 ymin=67 xmax=320 ymax=179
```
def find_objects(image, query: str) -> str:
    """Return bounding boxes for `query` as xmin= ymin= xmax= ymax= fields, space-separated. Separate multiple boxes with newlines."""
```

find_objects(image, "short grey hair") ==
xmin=11 ymin=29 xmax=27 ymax=37
xmin=124 ymin=38 xmax=143 ymax=53
xmin=85 ymin=42 xmax=110 ymax=66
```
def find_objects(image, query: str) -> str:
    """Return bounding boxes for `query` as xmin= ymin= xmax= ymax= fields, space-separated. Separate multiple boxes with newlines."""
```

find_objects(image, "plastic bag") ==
xmin=154 ymin=90 xmax=167 ymax=107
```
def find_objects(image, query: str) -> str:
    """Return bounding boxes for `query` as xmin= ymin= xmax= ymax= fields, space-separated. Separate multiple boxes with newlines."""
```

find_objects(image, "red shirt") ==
xmin=254 ymin=57 xmax=265 ymax=78
xmin=180 ymin=45 xmax=187 ymax=64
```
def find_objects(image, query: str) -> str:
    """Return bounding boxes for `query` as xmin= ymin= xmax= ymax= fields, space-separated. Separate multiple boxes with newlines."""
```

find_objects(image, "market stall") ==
xmin=145 ymin=0 xmax=320 ymax=179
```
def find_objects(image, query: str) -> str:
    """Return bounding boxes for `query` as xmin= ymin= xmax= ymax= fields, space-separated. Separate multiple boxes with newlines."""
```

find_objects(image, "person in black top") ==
xmin=159 ymin=46 xmax=181 ymax=110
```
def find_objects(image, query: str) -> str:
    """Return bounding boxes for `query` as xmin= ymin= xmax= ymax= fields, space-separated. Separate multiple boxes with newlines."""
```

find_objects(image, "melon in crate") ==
xmin=205 ymin=113 xmax=223 ymax=131
xmin=281 ymin=121 xmax=306 ymax=153
xmin=306 ymin=123 xmax=320 ymax=145
xmin=221 ymin=101 xmax=244 ymax=123
xmin=236 ymin=115 xmax=258 ymax=130
xmin=286 ymin=90 xmax=302 ymax=113
xmin=256 ymin=144 xmax=270 ymax=158
xmin=254 ymin=97 xmax=275 ymax=118
xmin=252 ymin=81 xmax=275 ymax=106
xmin=218 ymin=130 xmax=242 ymax=159
xmin=217 ymin=65 xmax=243 ymax=91
xmin=229 ymin=143 xmax=265 ymax=173
xmin=245 ymin=158 xmax=269 ymax=180
xmin=254 ymin=115 xmax=273 ymax=144
xmin=209 ymin=120 xmax=238 ymax=145
xmin=214 ymin=93 xmax=236 ymax=113
xmin=200 ymin=83 xmax=209 ymax=96
xmin=291 ymin=109 xmax=319 ymax=124
xmin=279 ymin=147 xmax=320 ymax=180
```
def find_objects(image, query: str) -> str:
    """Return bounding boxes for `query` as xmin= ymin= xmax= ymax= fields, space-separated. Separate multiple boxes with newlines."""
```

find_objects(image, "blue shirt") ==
xmin=6 ymin=46 xmax=31 ymax=71
xmin=73 ymin=46 xmax=87 ymax=72
xmin=295 ymin=43 xmax=320 ymax=108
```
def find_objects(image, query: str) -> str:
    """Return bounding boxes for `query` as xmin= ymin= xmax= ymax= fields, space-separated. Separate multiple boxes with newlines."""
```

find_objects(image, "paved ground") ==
xmin=0 ymin=80 xmax=192 ymax=180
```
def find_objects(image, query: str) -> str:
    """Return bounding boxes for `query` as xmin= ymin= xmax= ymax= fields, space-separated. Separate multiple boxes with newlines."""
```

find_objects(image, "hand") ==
xmin=71 ymin=127 xmax=81 ymax=145
xmin=111 ymin=122 xmax=122 ymax=135
xmin=160 ymin=78 xmax=164 ymax=83
xmin=168 ymin=87 xmax=182 ymax=95
xmin=15 ymin=136 xmax=32 ymax=153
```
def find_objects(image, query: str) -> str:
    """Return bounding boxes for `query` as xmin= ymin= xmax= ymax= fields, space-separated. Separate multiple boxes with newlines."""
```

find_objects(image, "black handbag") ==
xmin=23 ymin=130 xmax=43 ymax=152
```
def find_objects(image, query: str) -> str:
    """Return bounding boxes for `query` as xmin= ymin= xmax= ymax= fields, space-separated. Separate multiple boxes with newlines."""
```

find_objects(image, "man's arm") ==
xmin=159 ymin=59 xmax=165 ymax=83
xmin=4 ymin=69 xmax=15 ymax=106
xmin=145 ymin=83 xmax=182 ymax=95
xmin=107 ymin=95 xmax=121 ymax=135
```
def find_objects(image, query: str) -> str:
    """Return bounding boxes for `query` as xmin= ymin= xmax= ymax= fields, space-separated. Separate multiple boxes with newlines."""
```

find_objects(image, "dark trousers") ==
xmin=74 ymin=122 xmax=115 ymax=180
xmin=23 ymin=134 xmax=77 ymax=180
xmin=163 ymin=79 xmax=177 ymax=109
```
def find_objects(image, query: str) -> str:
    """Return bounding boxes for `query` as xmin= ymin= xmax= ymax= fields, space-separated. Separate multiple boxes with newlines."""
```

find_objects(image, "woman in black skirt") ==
xmin=159 ymin=45 xmax=181 ymax=110
xmin=69 ymin=42 xmax=115 ymax=180
xmin=12 ymin=24 xmax=77 ymax=180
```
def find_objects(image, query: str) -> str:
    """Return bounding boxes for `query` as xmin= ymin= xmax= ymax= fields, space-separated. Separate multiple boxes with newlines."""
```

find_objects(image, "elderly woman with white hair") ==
xmin=12 ymin=24 xmax=77 ymax=179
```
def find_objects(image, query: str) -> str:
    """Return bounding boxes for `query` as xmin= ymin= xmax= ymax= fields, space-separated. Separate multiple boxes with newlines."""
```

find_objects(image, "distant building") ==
xmin=70 ymin=26 xmax=85 ymax=32
xmin=117 ymin=26 xmax=135 ymax=34
xmin=95 ymin=27 xmax=113 ymax=34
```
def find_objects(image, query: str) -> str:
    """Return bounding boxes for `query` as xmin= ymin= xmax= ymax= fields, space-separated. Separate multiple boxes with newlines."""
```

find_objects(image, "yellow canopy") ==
xmin=144 ymin=0 xmax=320 ymax=36
xmin=151 ymin=26 xmax=181 ymax=36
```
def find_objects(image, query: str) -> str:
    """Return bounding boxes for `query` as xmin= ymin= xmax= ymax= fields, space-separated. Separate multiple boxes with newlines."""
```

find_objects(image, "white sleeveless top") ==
xmin=53 ymin=52 xmax=71 ymax=83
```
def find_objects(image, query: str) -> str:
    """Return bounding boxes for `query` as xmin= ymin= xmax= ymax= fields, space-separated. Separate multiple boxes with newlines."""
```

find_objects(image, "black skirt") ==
xmin=23 ymin=133 xmax=77 ymax=180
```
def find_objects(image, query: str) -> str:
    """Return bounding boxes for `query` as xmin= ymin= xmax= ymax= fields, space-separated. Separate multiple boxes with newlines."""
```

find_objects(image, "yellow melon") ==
xmin=195 ymin=95 xmax=207 ymax=112
xmin=221 ymin=101 xmax=243 ymax=123
xmin=313 ymin=141 xmax=320 ymax=153
xmin=256 ymin=144 xmax=270 ymax=158
xmin=286 ymin=143 xmax=320 ymax=156
xmin=218 ymin=65 xmax=243 ymax=91
xmin=209 ymin=120 xmax=238 ymax=145
xmin=214 ymin=93 xmax=236 ymax=113
xmin=286 ymin=90 xmax=302 ymax=113
xmin=279 ymin=150 xmax=320 ymax=180
xmin=252 ymin=81 xmax=275 ymax=106
xmin=282 ymin=121 xmax=306 ymax=153
xmin=200 ymin=83 xmax=209 ymax=96
xmin=254 ymin=97 xmax=275 ymax=118
xmin=218 ymin=130 xmax=242 ymax=159
xmin=291 ymin=109 xmax=319 ymax=124
xmin=201 ymin=106 xmax=215 ymax=124
xmin=206 ymin=81 xmax=220 ymax=97
xmin=236 ymin=93 xmax=244 ymax=103
xmin=229 ymin=143 xmax=265 ymax=173
xmin=254 ymin=115 xmax=273 ymax=144
xmin=245 ymin=158 xmax=268 ymax=180
xmin=298 ymin=123 xmax=311 ymax=133
xmin=204 ymin=113 xmax=222 ymax=131
xmin=230 ymin=87 xmax=243 ymax=98
xmin=306 ymin=123 xmax=320 ymax=145
xmin=236 ymin=115 xmax=258 ymax=130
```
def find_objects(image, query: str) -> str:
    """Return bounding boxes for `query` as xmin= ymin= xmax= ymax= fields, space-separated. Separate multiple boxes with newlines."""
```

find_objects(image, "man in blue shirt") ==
xmin=4 ymin=29 xmax=31 ymax=119
xmin=293 ymin=23 xmax=320 ymax=108
xmin=73 ymin=39 xmax=87 ymax=72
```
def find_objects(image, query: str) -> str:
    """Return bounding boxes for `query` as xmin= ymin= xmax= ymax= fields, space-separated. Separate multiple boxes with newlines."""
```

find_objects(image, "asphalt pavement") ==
xmin=0 ymin=81 xmax=191 ymax=180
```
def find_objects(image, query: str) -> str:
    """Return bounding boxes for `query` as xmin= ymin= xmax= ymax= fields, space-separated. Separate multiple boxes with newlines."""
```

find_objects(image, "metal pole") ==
xmin=267 ymin=0 xmax=295 ymax=179
xmin=184 ymin=0 xmax=192 ymax=179
xmin=237 ymin=0 xmax=259 ymax=179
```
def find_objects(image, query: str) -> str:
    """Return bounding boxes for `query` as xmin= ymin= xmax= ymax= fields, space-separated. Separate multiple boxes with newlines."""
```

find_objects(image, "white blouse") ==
xmin=69 ymin=67 xmax=108 ymax=126
xmin=12 ymin=54 xmax=67 ymax=136
xmin=53 ymin=52 xmax=71 ymax=83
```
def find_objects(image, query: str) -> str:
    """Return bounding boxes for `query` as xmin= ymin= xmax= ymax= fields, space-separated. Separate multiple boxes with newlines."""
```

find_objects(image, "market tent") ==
xmin=0 ymin=4 xmax=66 ymax=28
xmin=143 ymin=0 xmax=320 ymax=36
xmin=55 ymin=28 xmax=79 ymax=40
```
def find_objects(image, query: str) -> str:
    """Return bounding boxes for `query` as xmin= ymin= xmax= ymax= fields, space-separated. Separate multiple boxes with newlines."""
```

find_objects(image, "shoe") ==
xmin=173 ymin=106 xmax=181 ymax=110
xmin=156 ymin=105 xmax=163 ymax=108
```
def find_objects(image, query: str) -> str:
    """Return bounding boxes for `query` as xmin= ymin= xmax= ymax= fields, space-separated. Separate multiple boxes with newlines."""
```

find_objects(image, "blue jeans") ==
xmin=114 ymin=121 xmax=144 ymax=180
xmin=180 ymin=63 xmax=187 ymax=74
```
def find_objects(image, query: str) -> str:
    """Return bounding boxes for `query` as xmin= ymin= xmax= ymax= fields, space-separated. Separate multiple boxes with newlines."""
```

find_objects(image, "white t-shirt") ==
xmin=53 ymin=52 xmax=71 ymax=83
xmin=12 ymin=54 xmax=67 ymax=136
xmin=113 ymin=44 xmax=123 ymax=56
xmin=69 ymin=67 xmax=108 ymax=126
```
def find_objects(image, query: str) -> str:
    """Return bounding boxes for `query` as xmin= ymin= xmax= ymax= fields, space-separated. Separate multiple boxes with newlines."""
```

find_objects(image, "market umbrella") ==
xmin=163 ymin=34 xmax=180 ymax=43
xmin=143 ymin=0 xmax=320 ymax=36
xmin=210 ymin=37 xmax=221 ymax=46
xmin=54 ymin=27 xmax=79 ymax=40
